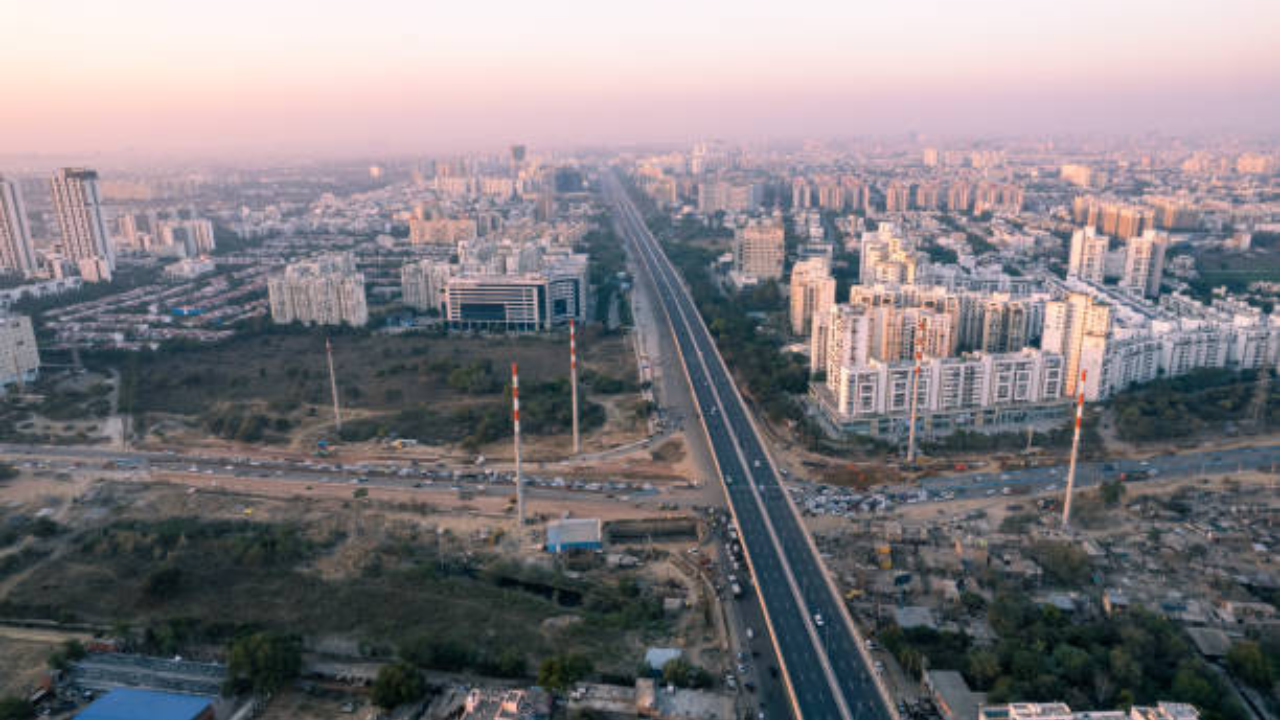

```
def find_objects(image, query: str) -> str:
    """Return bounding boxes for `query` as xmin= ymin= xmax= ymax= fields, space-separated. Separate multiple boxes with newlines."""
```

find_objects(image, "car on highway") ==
xmin=813 ymin=612 xmax=824 ymax=627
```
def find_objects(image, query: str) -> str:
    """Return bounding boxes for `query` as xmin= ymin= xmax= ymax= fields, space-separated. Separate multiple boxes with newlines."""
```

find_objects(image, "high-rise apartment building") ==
xmin=884 ymin=181 xmax=911 ymax=212
xmin=1067 ymin=227 xmax=1108 ymax=284
xmin=1042 ymin=293 xmax=1110 ymax=399
xmin=0 ymin=314 xmax=40 ymax=389
xmin=159 ymin=219 xmax=216 ymax=257
xmin=789 ymin=257 xmax=836 ymax=337
xmin=50 ymin=168 xmax=115 ymax=282
xmin=401 ymin=259 xmax=456 ymax=312
xmin=733 ymin=217 xmax=785 ymax=282
xmin=268 ymin=252 xmax=368 ymax=327
xmin=0 ymin=177 xmax=37 ymax=278
xmin=1121 ymin=230 xmax=1168 ymax=298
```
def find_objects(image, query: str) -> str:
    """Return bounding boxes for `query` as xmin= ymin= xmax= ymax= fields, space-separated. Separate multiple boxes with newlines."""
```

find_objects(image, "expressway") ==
xmin=605 ymin=172 xmax=893 ymax=720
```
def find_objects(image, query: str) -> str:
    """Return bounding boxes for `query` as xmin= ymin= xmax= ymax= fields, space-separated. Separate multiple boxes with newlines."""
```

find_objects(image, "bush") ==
xmin=1226 ymin=640 xmax=1274 ymax=689
xmin=660 ymin=658 xmax=714 ymax=689
xmin=371 ymin=662 xmax=425 ymax=709
xmin=0 ymin=697 xmax=33 ymax=720
xmin=225 ymin=632 xmax=301 ymax=695
xmin=537 ymin=653 xmax=592 ymax=690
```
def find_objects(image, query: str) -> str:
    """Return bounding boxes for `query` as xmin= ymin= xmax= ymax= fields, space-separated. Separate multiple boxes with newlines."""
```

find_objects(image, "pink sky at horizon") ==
xmin=4 ymin=0 xmax=1279 ymax=158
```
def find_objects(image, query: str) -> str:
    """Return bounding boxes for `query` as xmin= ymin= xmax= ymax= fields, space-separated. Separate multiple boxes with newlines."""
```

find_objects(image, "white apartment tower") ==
xmin=1042 ymin=293 xmax=1111 ymax=399
xmin=50 ymin=168 xmax=115 ymax=282
xmin=1067 ymin=227 xmax=1108 ymax=284
xmin=0 ymin=177 xmax=36 ymax=278
xmin=1121 ymin=230 xmax=1168 ymax=298
xmin=789 ymin=257 xmax=836 ymax=336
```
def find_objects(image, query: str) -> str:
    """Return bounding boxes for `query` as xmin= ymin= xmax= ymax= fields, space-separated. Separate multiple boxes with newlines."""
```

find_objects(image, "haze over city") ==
xmin=6 ymin=0 xmax=1280 ymax=158
xmin=1 ymin=2 xmax=1279 ymax=720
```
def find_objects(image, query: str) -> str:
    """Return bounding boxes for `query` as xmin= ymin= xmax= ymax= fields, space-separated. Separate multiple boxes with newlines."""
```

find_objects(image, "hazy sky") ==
xmin=5 ymin=0 xmax=1279 ymax=157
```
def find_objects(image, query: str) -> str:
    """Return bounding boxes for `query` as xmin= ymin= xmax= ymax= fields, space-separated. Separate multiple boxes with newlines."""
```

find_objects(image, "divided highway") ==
xmin=605 ymin=173 xmax=894 ymax=720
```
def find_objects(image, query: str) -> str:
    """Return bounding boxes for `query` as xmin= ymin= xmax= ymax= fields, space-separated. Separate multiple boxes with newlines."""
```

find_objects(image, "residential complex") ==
xmin=268 ymin=252 xmax=368 ymax=327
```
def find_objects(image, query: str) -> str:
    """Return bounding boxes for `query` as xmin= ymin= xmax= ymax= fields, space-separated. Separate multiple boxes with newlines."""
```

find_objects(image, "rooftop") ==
xmin=75 ymin=688 xmax=212 ymax=720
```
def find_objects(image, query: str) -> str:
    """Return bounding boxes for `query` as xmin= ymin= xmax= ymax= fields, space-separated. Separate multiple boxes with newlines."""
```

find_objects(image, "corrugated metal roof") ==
xmin=76 ymin=688 xmax=212 ymax=720
xmin=545 ymin=518 xmax=602 ymax=549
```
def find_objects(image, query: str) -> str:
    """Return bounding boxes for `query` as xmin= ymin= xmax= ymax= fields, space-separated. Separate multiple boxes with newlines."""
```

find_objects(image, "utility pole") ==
xmin=326 ymin=337 xmax=342 ymax=433
xmin=570 ymin=319 xmax=581 ymax=455
xmin=906 ymin=318 xmax=926 ymax=465
xmin=513 ymin=362 xmax=525 ymax=526
xmin=1062 ymin=369 xmax=1087 ymax=530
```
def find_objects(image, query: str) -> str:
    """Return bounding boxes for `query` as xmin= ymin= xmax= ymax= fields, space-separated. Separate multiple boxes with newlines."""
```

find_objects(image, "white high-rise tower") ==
xmin=0 ymin=177 xmax=36 ymax=278
xmin=50 ymin=168 xmax=115 ymax=282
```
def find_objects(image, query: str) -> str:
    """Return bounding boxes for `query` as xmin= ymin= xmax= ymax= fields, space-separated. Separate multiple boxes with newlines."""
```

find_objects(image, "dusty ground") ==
xmin=0 ymin=636 xmax=56 ymax=697
xmin=0 ymin=457 xmax=710 ymax=695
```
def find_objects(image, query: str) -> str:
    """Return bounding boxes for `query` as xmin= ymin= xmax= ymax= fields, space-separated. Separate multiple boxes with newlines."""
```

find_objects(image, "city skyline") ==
xmin=5 ymin=0 xmax=1280 ymax=158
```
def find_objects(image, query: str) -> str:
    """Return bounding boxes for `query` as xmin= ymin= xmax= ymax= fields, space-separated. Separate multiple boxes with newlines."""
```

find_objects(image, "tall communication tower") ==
xmin=326 ymin=337 xmax=343 ymax=433
xmin=512 ymin=363 xmax=525 ymax=526
xmin=1062 ymin=369 xmax=1087 ymax=530
xmin=570 ymin=320 xmax=581 ymax=455
xmin=1249 ymin=366 xmax=1271 ymax=433
xmin=906 ymin=318 xmax=926 ymax=464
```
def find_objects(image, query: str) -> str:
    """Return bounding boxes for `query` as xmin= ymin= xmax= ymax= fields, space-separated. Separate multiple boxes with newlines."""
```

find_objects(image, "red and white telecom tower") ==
xmin=1062 ymin=369 xmax=1088 ymax=529
xmin=512 ymin=362 xmax=525 ymax=526
xmin=906 ymin=318 xmax=926 ymax=464
xmin=570 ymin=320 xmax=581 ymax=455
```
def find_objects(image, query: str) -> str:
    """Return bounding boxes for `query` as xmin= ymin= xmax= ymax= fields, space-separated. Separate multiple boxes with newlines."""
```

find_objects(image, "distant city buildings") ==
xmin=268 ymin=252 xmax=368 ymax=327
xmin=409 ymin=214 xmax=478 ymax=245
xmin=0 ymin=176 xmax=37 ymax=278
xmin=1060 ymin=163 xmax=1094 ymax=188
xmin=117 ymin=211 xmax=215 ymax=257
xmin=402 ymin=236 xmax=588 ymax=330
xmin=50 ymin=168 xmax=116 ymax=282
xmin=164 ymin=257 xmax=217 ymax=280
xmin=0 ymin=314 xmax=40 ymax=390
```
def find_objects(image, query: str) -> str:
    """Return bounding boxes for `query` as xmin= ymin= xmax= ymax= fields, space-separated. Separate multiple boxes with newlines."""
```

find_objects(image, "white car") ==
xmin=813 ymin=613 xmax=825 ymax=627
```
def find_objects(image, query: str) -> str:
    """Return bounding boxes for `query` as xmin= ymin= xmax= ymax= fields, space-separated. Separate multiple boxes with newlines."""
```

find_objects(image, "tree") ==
xmin=966 ymin=649 xmax=1001 ymax=690
xmin=538 ymin=654 xmax=592 ymax=690
xmin=661 ymin=658 xmax=713 ymax=689
xmin=225 ymin=632 xmax=301 ymax=695
xmin=0 ymin=697 xmax=33 ymax=720
xmin=1226 ymin=640 xmax=1274 ymax=689
xmin=493 ymin=648 xmax=527 ymax=678
xmin=371 ymin=662 xmax=425 ymax=709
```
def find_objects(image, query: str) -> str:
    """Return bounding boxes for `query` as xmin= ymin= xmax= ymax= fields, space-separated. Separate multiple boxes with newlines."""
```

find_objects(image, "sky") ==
xmin=4 ymin=0 xmax=1280 ymax=158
